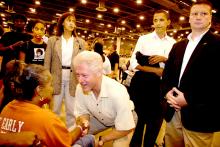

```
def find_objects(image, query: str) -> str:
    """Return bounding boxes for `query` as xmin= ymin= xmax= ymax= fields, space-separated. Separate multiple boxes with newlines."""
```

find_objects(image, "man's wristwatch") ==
xmin=98 ymin=136 xmax=104 ymax=146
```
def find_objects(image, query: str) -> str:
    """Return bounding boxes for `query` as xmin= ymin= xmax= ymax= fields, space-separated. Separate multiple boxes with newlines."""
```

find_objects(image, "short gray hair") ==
xmin=74 ymin=51 xmax=103 ymax=73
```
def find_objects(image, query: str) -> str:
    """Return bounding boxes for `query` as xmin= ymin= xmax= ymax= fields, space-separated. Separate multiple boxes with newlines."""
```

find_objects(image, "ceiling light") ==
xmin=96 ymin=0 xmax=107 ymax=12
xmin=113 ymin=8 xmax=119 ymax=13
xmin=136 ymin=24 xmax=140 ymax=28
xmin=212 ymin=9 xmax=217 ymax=13
xmin=136 ymin=0 xmax=142 ymax=4
xmin=35 ymin=1 xmax=40 ymax=5
xmin=107 ymin=24 xmax=112 ymax=27
xmin=29 ymin=8 xmax=36 ymax=13
xmin=1 ymin=13 xmax=5 ymax=17
xmin=56 ymin=13 xmax=61 ymax=17
xmin=69 ymin=8 xmax=74 ymax=12
xmin=179 ymin=16 xmax=185 ymax=21
xmin=121 ymin=20 xmax=126 ymax=24
xmin=85 ymin=19 xmax=90 ymax=23
xmin=97 ymin=14 xmax=103 ymax=19
xmin=81 ymin=0 xmax=87 ymax=4
xmin=139 ymin=15 xmax=145 ymax=20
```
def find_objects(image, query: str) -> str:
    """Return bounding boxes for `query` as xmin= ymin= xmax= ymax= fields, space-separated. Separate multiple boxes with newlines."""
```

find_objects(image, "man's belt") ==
xmin=62 ymin=66 xmax=71 ymax=69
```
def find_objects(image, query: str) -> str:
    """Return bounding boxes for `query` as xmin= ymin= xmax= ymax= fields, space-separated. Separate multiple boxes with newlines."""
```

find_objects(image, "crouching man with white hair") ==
xmin=73 ymin=51 xmax=137 ymax=147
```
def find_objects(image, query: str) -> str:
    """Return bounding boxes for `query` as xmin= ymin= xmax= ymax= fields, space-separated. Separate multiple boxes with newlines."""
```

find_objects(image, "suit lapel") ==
xmin=55 ymin=37 xmax=62 ymax=62
xmin=181 ymin=31 xmax=211 ymax=79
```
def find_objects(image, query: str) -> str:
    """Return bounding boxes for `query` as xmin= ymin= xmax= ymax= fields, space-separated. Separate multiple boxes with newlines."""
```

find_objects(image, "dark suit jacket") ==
xmin=161 ymin=30 xmax=220 ymax=132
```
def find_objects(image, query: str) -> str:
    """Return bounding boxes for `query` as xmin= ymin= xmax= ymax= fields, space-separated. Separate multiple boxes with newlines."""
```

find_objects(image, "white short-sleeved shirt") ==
xmin=130 ymin=31 xmax=176 ymax=70
xmin=103 ymin=55 xmax=111 ymax=75
xmin=74 ymin=75 xmax=135 ymax=131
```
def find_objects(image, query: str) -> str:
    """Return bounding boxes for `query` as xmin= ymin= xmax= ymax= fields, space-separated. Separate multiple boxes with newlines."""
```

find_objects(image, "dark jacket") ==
xmin=161 ymin=30 xmax=220 ymax=132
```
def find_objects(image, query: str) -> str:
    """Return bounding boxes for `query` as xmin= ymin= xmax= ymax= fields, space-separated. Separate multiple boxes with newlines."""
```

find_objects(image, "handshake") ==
xmin=76 ymin=119 xmax=90 ymax=136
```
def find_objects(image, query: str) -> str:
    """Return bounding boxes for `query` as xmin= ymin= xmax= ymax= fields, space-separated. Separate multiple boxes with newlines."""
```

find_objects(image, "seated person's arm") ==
xmin=70 ymin=114 xmax=90 ymax=144
xmin=0 ymin=132 xmax=37 ymax=146
xmin=69 ymin=125 xmax=83 ymax=144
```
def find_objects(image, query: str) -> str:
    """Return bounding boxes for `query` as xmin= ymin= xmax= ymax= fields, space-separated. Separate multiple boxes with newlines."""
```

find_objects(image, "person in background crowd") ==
xmin=19 ymin=20 xmax=47 ymax=65
xmin=44 ymin=12 xmax=85 ymax=129
xmin=74 ymin=51 xmax=137 ymax=147
xmin=0 ymin=14 xmax=32 ymax=77
xmin=0 ymin=64 xmax=94 ymax=147
xmin=161 ymin=1 xmax=220 ymax=147
xmin=108 ymin=44 xmax=119 ymax=80
xmin=48 ymin=23 xmax=58 ymax=37
xmin=93 ymin=42 xmax=111 ymax=75
xmin=0 ymin=25 xmax=4 ymax=39
xmin=129 ymin=9 xmax=176 ymax=147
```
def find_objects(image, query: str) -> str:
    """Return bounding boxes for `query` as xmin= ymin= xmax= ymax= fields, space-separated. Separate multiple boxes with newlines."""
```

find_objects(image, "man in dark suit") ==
xmin=161 ymin=1 xmax=220 ymax=147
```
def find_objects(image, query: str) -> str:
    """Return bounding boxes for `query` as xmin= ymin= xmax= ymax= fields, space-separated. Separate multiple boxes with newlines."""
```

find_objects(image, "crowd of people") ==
xmin=0 ymin=0 xmax=220 ymax=147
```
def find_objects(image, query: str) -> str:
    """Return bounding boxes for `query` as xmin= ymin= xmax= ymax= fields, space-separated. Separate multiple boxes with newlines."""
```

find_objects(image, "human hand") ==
xmin=11 ymin=131 xmax=41 ymax=147
xmin=148 ymin=55 xmax=167 ymax=65
xmin=95 ymin=136 xmax=104 ymax=147
xmin=9 ymin=41 xmax=24 ymax=50
xmin=165 ymin=87 xmax=187 ymax=111
xmin=166 ymin=88 xmax=181 ymax=111
xmin=77 ymin=119 xmax=90 ymax=136
xmin=172 ymin=87 xmax=187 ymax=108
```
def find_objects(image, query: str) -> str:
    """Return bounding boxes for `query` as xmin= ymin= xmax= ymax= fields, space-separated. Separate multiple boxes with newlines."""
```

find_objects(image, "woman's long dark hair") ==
xmin=56 ymin=12 xmax=77 ymax=37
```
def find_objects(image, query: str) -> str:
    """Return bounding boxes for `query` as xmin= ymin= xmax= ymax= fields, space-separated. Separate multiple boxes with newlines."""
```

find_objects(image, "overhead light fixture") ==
xmin=96 ymin=0 xmax=107 ymax=12
xmin=5 ymin=5 xmax=15 ymax=13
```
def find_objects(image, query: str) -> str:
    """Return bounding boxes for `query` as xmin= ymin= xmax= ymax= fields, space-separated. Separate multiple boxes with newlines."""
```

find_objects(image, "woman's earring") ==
xmin=39 ymin=96 xmax=45 ymax=101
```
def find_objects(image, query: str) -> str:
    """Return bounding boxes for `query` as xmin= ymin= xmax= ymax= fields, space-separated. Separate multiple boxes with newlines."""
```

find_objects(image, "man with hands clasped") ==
xmin=161 ymin=1 xmax=220 ymax=147
xmin=73 ymin=51 xmax=137 ymax=147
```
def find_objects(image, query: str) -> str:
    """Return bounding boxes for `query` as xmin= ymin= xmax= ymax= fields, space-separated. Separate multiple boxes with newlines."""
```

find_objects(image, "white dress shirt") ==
xmin=130 ymin=31 xmax=176 ymax=70
xmin=61 ymin=35 xmax=74 ymax=67
xmin=74 ymin=75 xmax=135 ymax=130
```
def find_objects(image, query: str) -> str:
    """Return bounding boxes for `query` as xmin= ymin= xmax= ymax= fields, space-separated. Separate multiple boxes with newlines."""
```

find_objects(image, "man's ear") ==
xmin=97 ymin=71 xmax=103 ymax=77
xmin=167 ymin=19 xmax=171 ymax=26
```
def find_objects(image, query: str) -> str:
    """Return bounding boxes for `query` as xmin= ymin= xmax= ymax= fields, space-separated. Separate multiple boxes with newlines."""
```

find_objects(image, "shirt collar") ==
xmin=187 ymin=29 xmax=209 ymax=42
xmin=61 ymin=35 xmax=73 ymax=41
xmin=98 ymin=75 xmax=108 ymax=99
xmin=152 ymin=31 xmax=169 ymax=40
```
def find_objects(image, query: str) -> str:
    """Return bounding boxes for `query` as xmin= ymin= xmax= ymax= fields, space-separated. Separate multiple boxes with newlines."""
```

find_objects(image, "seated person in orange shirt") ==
xmin=0 ymin=62 xmax=94 ymax=147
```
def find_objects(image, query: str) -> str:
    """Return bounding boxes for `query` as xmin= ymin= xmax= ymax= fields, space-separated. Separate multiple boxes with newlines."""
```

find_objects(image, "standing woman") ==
xmin=19 ymin=20 xmax=47 ymax=65
xmin=44 ymin=12 xmax=85 ymax=129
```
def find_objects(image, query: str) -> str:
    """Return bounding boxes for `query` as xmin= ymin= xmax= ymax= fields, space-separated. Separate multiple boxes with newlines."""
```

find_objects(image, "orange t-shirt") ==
xmin=0 ymin=100 xmax=72 ymax=147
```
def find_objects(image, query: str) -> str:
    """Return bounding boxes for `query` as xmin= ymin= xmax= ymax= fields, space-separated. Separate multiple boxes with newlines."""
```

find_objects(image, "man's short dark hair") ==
xmin=13 ymin=14 xmax=27 ymax=23
xmin=154 ymin=9 xmax=170 ymax=20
